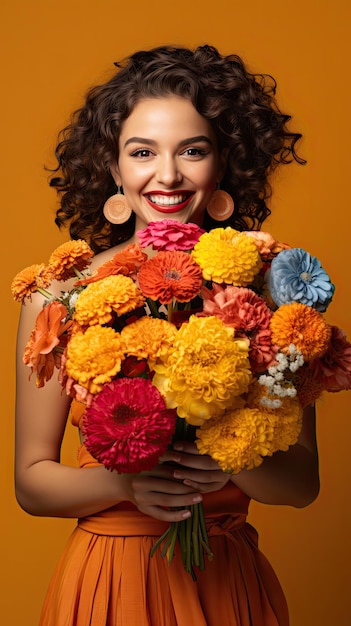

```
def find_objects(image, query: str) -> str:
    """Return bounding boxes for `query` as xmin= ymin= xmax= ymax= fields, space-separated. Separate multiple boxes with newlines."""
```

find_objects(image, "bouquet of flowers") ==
xmin=12 ymin=220 xmax=351 ymax=578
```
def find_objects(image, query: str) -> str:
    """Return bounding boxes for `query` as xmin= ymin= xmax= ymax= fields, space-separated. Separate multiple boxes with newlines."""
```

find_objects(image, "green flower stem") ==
xmin=160 ymin=523 xmax=176 ymax=559
xmin=192 ymin=503 xmax=200 ymax=567
xmin=37 ymin=287 xmax=55 ymax=300
xmin=150 ymin=417 xmax=212 ymax=578
xmin=73 ymin=266 xmax=86 ymax=280
xmin=146 ymin=298 xmax=161 ymax=318
xmin=197 ymin=528 xmax=205 ymax=571
xmin=167 ymin=523 xmax=179 ymax=564
xmin=53 ymin=345 xmax=65 ymax=355
xmin=150 ymin=525 xmax=174 ymax=558
xmin=179 ymin=517 xmax=187 ymax=562
xmin=185 ymin=509 xmax=192 ymax=573
xmin=199 ymin=504 xmax=214 ymax=560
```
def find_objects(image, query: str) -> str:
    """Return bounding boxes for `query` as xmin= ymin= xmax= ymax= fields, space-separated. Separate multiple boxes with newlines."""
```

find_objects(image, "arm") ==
xmin=229 ymin=404 xmax=320 ymax=507
xmin=164 ymin=405 xmax=320 ymax=509
xmin=15 ymin=293 xmax=205 ymax=521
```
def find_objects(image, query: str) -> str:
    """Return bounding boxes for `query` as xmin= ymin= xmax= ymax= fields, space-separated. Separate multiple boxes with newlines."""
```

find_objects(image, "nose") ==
xmin=155 ymin=154 xmax=182 ymax=186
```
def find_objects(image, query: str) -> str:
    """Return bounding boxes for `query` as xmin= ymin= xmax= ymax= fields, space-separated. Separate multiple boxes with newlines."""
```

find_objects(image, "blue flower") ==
xmin=266 ymin=248 xmax=335 ymax=312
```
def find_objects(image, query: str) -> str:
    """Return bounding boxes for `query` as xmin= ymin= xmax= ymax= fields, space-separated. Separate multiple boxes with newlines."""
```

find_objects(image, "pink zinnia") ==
xmin=82 ymin=378 xmax=176 ymax=472
xmin=137 ymin=219 xmax=205 ymax=251
xmin=201 ymin=284 xmax=277 ymax=372
xmin=309 ymin=326 xmax=351 ymax=392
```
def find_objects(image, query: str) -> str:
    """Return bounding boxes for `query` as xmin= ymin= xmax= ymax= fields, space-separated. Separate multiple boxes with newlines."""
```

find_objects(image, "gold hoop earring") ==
xmin=207 ymin=189 xmax=234 ymax=221
xmin=103 ymin=187 xmax=132 ymax=224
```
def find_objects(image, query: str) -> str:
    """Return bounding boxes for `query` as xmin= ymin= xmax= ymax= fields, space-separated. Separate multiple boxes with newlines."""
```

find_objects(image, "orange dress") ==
xmin=39 ymin=402 xmax=289 ymax=626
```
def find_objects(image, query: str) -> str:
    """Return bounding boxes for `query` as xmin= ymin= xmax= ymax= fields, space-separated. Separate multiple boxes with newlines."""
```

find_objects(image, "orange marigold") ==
xmin=137 ymin=250 xmax=203 ymax=304
xmin=11 ymin=264 xmax=52 ymax=303
xmin=120 ymin=317 xmax=177 ymax=363
xmin=48 ymin=240 xmax=94 ymax=281
xmin=270 ymin=302 xmax=331 ymax=360
xmin=74 ymin=275 xmax=145 ymax=327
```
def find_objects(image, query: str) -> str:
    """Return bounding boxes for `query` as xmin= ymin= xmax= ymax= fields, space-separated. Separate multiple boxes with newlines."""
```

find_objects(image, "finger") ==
xmin=172 ymin=468 xmax=224 ymax=484
xmin=167 ymin=452 xmax=220 ymax=471
xmin=143 ymin=505 xmax=194 ymax=523
xmin=173 ymin=441 xmax=199 ymax=454
xmin=135 ymin=489 xmax=203 ymax=513
xmin=132 ymin=475 xmax=201 ymax=497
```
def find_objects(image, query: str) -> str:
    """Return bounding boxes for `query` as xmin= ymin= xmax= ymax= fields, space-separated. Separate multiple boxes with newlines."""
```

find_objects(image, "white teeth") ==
xmin=148 ymin=194 xmax=186 ymax=206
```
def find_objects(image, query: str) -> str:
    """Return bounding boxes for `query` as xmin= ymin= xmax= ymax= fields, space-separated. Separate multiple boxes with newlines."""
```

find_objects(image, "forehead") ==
xmin=119 ymin=96 xmax=216 ymax=144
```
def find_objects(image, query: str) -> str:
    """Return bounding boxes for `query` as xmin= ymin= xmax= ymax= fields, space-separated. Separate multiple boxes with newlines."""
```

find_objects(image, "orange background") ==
xmin=1 ymin=1 xmax=350 ymax=624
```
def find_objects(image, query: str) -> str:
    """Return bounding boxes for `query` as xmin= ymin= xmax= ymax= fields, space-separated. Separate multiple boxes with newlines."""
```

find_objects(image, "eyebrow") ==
xmin=123 ymin=135 xmax=213 ymax=148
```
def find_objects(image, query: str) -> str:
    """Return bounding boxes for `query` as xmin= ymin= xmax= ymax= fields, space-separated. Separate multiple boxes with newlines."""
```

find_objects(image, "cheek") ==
xmin=206 ymin=180 xmax=217 ymax=193
xmin=197 ymin=162 xmax=219 ymax=191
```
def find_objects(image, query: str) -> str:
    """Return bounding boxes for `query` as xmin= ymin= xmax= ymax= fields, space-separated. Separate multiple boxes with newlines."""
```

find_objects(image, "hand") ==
xmin=162 ymin=441 xmax=231 ymax=494
xmin=118 ymin=463 xmax=203 ymax=522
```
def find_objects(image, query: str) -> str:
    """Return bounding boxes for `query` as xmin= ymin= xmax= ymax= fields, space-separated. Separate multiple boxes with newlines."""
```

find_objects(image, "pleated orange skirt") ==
xmin=39 ymin=404 xmax=289 ymax=625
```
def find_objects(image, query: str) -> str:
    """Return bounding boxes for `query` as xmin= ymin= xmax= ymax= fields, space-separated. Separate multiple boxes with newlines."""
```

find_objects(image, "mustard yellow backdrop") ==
xmin=1 ymin=1 xmax=350 ymax=624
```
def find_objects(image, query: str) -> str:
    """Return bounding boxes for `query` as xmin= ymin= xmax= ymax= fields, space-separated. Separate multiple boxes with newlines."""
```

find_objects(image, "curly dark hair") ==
xmin=50 ymin=44 xmax=305 ymax=253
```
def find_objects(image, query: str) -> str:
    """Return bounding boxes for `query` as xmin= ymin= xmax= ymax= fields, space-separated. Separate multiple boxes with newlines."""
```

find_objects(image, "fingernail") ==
xmin=193 ymin=495 xmax=202 ymax=503
xmin=173 ymin=471 xmax=182 ymax=479
xmin=173 ymin=442 xmax=184 ymax=451
xmin=169 ymin=454 xmax=181 ymax=463
xmin=182 ymin=510 xmax=191 ymax=519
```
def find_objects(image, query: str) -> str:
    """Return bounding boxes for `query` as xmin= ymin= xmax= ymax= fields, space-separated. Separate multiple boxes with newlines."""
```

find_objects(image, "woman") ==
xmin=15 ymin=45 xmax=319 ymax=625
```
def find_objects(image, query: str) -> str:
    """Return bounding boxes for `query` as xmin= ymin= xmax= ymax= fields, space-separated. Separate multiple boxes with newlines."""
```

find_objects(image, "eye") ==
xmin=182 ymin=147 xmax=208 ymax=157
xmin=130 ymin=148 xmax=153 ymax=158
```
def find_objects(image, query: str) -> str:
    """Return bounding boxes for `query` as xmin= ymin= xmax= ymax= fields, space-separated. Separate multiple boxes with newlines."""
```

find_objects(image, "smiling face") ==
xmin=111 ymin=96 xmax=226 ymax=230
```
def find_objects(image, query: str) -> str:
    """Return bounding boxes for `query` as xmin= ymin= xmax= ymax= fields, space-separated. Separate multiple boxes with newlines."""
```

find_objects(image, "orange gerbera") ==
xmin=76 ymin=243 xmax=148 ymax=286
xmin=137 ymin=250 xmax=203 ymax=304
xmin=270 ymin=302 xmax=331 ymax=360
xmin=48 ymin=240 xmax=94 ymax=281
xmin=11 ymin=263 xmax=53 ymax=303
xmin=23 ymin=301 xmax=72 ymax=387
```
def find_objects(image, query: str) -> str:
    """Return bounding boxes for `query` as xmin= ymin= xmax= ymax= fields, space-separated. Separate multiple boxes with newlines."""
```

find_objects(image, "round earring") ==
xmin=207 ymin=189 xmax=234 ymax=221
xmin=103 ymin=187 xmax=132 ymax=224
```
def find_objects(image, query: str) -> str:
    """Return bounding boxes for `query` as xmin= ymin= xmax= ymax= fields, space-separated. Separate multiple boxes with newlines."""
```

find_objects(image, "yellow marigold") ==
xmin=120 ymin=317 xmax=177 ymax=364
xmin=192 ymin=227 xmax=262 ymax=286
xmin=270 ymin=396 xmax=303 ymax=451
xmin=65 ymin=325 xmax=124 ymax=393
xmin=196 ymin=384 xmax=302 ymax=473
xmin=270 ymin=302 xmax=331 ymax=360
xmin=48 ymin=240 xmax=94 ymax=281
xmin=246 ymin=379 xmax=303 ymax=451
xmin=152 ymin=315 xmax=252 ymax=425
xmin=74 ymin=275 xmax=145 ymax=327
xmin=11 ymin=263 xmax=52 ymax=303
xmin=196 ymin=407 xmax=277 ymax=473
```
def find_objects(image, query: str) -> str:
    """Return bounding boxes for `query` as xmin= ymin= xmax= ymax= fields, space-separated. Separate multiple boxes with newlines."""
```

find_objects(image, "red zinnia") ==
xmin=82 ymin=378 xmax=176 ymax=472
xmin=309 ymin=325 xmax=351 ymax=392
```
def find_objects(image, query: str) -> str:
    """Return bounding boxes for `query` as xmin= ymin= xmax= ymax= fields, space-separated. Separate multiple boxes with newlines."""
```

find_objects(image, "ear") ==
xmin=110 ymin=162 xmax=121 ymax=187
